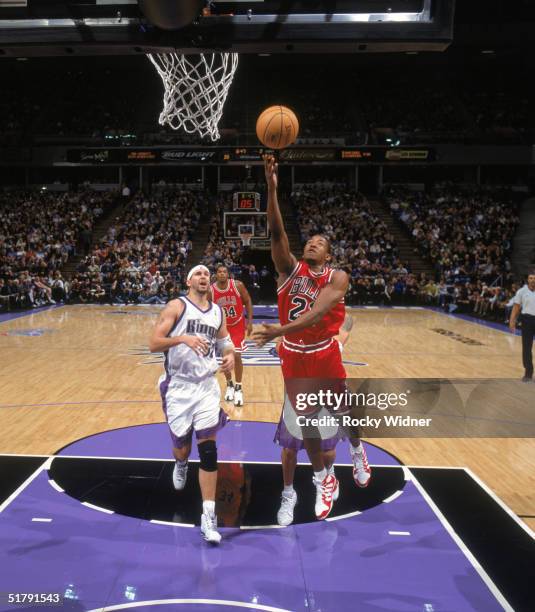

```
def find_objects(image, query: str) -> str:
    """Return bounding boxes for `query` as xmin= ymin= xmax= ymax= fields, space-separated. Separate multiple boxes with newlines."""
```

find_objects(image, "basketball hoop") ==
xmin=240 ymin=233 xmax=253 ymax=247
xmin=148 ymin=52 xmax=239 ymax=141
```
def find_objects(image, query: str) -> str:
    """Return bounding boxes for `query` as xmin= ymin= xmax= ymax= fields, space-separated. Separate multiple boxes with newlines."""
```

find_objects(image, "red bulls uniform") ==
xmin=274 ymin=261 xmax=347 ymax=449
xmin=211 ymin=280 xmax=247 ymax=352
xmin=277 ymin=260 xmax=346 ymax=379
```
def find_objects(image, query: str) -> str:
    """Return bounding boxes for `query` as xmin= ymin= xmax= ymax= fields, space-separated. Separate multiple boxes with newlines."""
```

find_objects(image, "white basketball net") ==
xmin=148 ymin=52 xmax=239 ymax=141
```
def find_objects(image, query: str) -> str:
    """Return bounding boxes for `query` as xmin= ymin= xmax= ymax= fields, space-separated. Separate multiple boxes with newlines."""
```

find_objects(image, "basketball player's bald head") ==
xmin=303 ymin=234 xmax=332 ymax=266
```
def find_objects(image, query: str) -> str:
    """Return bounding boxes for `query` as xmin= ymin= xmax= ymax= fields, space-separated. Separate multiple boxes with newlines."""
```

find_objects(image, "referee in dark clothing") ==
xmin=509 ymin=270 xmax=535 ymax=382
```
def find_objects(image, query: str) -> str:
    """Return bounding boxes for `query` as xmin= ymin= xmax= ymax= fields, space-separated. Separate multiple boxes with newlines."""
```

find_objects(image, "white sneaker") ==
xmin=327 ymin=466 xmax=339 ymax=501
xmin=224 ymin=384 xmax=235 ymax=402
xmin=313 ymin=473 xmax=338 ymax=520
xmin=172 ymin=462 xmax=188 ymax=491
xmin=201 ymin=512 xmax=222 ymax=544
xmin=234 ymin=388 xmax=243 ymax=407
xmin=277 ymin=490 xmax=298 ymax=526
xmin=351 ymin=445 xmax=371 ymax=488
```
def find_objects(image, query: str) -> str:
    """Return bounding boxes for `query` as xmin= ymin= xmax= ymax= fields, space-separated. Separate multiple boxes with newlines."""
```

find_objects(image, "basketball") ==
xmin=256 ymin=105 xmax=299 ymax=149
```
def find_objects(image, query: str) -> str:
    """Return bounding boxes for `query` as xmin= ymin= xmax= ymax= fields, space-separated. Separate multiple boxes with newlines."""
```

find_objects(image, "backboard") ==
xmin=0 ymin=0 xmax=455 ymax=57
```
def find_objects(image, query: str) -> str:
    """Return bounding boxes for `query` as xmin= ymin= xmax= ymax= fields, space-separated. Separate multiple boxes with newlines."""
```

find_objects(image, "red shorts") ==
xmin=278 ymin=338 xmax=347 ymax=416
xmin=228 ymin=318 xmax=247 ymax=353
xmin=279 ymin=338 xmax=346 ymax=378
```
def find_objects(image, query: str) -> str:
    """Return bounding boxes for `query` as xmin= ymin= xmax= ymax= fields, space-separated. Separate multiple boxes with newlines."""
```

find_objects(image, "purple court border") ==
xmin=0 ymin=303 xmax=64 ymax=324
xmin=344 ymin=304 xmax=521 ymax=336
xmin=0 ymin=304 xmax=517 ymax=337
xmin=424 ymin=306 xmax=522 ymax=336
xmin=0 ymin=422 xmax=509 ymax=612
xmin=56 ymin=421 xmax=402 ymax=466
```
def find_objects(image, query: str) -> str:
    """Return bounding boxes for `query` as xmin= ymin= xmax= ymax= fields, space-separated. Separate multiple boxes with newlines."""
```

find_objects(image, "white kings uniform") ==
xmin=158 ymin=296 xmax=227 ymax=448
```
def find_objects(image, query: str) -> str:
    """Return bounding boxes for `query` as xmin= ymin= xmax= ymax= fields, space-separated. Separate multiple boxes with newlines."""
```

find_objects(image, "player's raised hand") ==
xmin=182 ymin=335 xmax=209 ymax=356
xmin=263 ymin=155 xmax=278 ymax=190
xmin=219 ymin=353 xmax=235 ymax=374
xmin=251 ymin=323 xmax=281 ymax=347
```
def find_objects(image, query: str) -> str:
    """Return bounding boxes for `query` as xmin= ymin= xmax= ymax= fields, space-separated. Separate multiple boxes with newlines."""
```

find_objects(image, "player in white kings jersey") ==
xmin=149 ymin=264 xmax=235 ymax=545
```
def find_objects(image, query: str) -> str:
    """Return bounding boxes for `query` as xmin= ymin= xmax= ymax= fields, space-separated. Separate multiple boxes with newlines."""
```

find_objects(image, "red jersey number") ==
xmin=222 ymin=305 xmax=237 ymax=319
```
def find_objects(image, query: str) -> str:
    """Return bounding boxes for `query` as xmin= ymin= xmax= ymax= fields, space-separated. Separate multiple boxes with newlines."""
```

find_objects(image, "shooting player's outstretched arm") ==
xmin=264 ymin=155 xmax=297 ymax=277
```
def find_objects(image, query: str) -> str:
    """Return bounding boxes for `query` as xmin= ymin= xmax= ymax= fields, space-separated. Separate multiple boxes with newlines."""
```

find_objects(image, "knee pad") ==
xmin=198 ymin=439 xmax=217 ymax=472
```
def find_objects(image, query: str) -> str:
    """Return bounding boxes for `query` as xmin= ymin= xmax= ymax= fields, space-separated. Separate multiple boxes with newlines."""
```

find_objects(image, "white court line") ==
xmin=0 ymin=453 xmax=409 ymax=468
xmin=0 ymin=459 xmax=48 ymax=514
xmin=409 ymin=468 xmax=513 ymax=612
xmin=86 ymin=598 xmax=292 ymax=612
xmin=32 ymin=518 xmax=52 ymax=523
xmin=150 ymin=519 xmax=194 ymax=528
xmin=326 ymin=510 xmax=361 ymax=522
xmin=48 ymin=479 xmax=64 ymax=493
xmin=382 ymin=490 xmax=404 ymax=504
xmin=81 ymin=502 xmax=114 ymax=514
xmin=240 ymin=524 xmax=284 ymax=530
xmin=463 ymin=467 xmax=535 ymax=539
xmin=389 ymin=530 xmax=411 ymax=536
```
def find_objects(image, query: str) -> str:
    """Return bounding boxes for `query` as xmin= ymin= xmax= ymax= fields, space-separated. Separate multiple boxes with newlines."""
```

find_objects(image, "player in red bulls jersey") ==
xmin=211 ymin=264 xmax=253 ymax=407
xmin=253 ymin=155 xmax=371 ymax=521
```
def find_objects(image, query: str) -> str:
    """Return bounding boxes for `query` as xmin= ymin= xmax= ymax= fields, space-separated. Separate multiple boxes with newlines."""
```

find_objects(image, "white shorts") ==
xmin=158 ymin=374 xmax=227 ymax=448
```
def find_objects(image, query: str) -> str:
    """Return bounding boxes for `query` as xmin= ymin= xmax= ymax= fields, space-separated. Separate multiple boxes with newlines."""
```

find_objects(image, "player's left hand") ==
xmin=246 ymin=322 xmax=253 ymax=337
xmin=220 ymin=353 xmax=235 ymax=374
xmin=251 ymin=323 xmax=281 ymax=347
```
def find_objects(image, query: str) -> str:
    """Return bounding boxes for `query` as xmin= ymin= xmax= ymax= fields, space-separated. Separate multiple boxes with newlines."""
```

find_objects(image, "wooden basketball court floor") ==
xmin=1 ymin=304 xmax=534 ymax=611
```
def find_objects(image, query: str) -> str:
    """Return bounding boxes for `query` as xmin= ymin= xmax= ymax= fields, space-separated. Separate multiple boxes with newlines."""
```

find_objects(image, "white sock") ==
xmin=327 ymin=464 xmax=335 ymax=475
xmin=314 ymin=468 xmax=327 ymax=482
xmin=351 ymin=443 xmax=363 ymax=455
xmin=175 ymin=458 xmax=187 ymax=467
xmin=203 ymin=500 xmax=215 ymax=515
xmin=283 ymin=484 xmax=295 ymax=496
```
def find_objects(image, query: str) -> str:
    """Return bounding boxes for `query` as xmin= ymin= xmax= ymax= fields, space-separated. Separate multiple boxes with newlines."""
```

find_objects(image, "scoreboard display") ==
xmin=233 ymin=192 xmax=261 ymax=211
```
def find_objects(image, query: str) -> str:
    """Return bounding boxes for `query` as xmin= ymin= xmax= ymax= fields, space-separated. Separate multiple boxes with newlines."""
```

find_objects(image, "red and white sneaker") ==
xmin=351 ymin=445 xmax=371 ymax=488
xmin=328 ymin=466 xmax=339 ymax=501
xmin=313 ymin=473 xmax=338 ymax=520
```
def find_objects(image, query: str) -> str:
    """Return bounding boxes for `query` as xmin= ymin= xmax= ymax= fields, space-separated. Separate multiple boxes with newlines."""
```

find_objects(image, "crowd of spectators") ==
xmin=0 ymin=61 xmax=138 ymax=144
xmin=0 ymin=189 xmax=112 ymax=310
xmin=457 ymin=68 xmax=530 ymax=143
xmin=289 ymin=182 xmax=522 ymax=322
xmin=4 ymin=58 xmax=529 ymax=147
xmin=292 ymin=184 xmax=423 ymax=306
xmin=357 ymin=71 xmax=468 ymax=143
xmin=0 ymin=189 xmax=204 ymax=310
xmin=67 ymin=190 xmax=201 ymax=305
xmin=385 ymin=184 xmax=520 ymax=321
xmin=0 ymin=180 xmax=525 ymax=324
